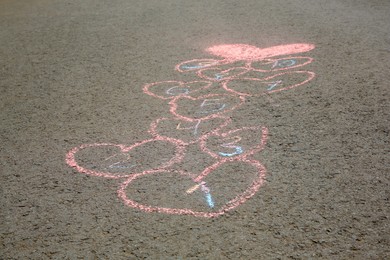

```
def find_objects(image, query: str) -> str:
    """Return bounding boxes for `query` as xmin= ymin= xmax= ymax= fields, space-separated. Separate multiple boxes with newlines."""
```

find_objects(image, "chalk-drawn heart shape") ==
xmin=66 ymin=137 xmax=186 ymax=179
xmin=248 ymin=56 xmax=314 ymax=72
xmin=197 ymin=67 xmax=249 ymax=81
xmin=175 ymin=59 xmax=222 ymax=72
xmin=222 ymin=71 xmax=315 ymax=97
xmin=143 ymin=80 xmax=212 ymax=100
xmin=200 ymin=126 xmax=268 ymax=159
xmin=206 ymin=43 xmax=315 ymax=61
xmin=117 ymin=159 xmax=266 ymax=218
xmin=149 ymin=117 xmax=232 ymax=145
xmin=169 ymin=94 xmax=245 ymax=122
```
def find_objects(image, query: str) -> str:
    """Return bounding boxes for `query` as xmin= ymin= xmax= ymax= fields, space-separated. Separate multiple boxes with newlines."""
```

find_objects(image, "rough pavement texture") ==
xmin=1 ymin=0 xmax=389 ymax=259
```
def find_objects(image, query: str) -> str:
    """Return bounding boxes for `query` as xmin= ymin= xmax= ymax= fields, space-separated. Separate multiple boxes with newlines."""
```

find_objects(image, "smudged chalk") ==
xmin=206 ymin=43 xmax=315 ymax=61
xmin=205 ymin=193 xmax=215 ymax=208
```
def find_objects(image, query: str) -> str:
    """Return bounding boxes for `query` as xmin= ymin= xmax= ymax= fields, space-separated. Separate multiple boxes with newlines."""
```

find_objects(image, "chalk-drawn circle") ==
xmin=66 ymin=137 xmax=186 ymax=179
xmin=118 ymin=158 xmax=266 ymax=218
xmin=222 ymin=71 xmax=316 ymax=97
xmin=143 ymin=80 xmax=212 ymax=100
xmin=169 ymin=94 xmax=245 ymax=122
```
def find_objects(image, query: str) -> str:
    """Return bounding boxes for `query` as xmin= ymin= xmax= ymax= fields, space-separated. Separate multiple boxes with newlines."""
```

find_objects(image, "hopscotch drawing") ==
xmin=66 ymin=43 xmax=316 ymax=218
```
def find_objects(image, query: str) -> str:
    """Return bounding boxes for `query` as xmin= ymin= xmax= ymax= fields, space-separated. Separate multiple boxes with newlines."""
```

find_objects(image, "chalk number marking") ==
xmin=198 ymin=98 xmax=226 ymax=114
xmin=218 ymin=136 xmax=244 ymax=157
xmin=104 ymin=153 xmax=137 ymax=169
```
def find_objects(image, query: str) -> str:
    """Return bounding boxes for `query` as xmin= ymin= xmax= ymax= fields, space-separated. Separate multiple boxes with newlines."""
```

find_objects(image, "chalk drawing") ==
xmin=166 ymin=86 xmax=190 ymax=95
xmin=198 ymin=98 xmax=226 ymax=114
xmin=66 ymin=43 xmax=316 ymax=218
xmin=117 ymin=159 xmax=266 ymax=217
xmin=108 ymin=161 xmax=137 ymax=169
xmin=206 ymin=43 xmax=315 ymax=61
xmin=169 ymin=94 xmax=245 ymax=122
xmin=66 ymin=137 xmax=186 ymax=179
xmin=200 ymin=126 xmax=269 ymax=160
xmin=197 ymin=67 xmax=250 ymax=82
xmin=176 ymin=59 xmax=222 ymax=72
xmin=248 ymin=57 xmax=313 ymax=72
xmin=186 ymin=181 xmax=205 ymax=194
xmin=222 ymin=71 xmax=316 ymax=97
xmin=143 ymin=80 xmax=212 ymax=100
xmin=266 ymin=80 xmax=283 ymax=91
xmin=218 ymin=136 xmax=244 ymax=157
xmin=273 ymin=59 xmax=296 ymax=68
xmin=219 ymin=146 xmax=243 ymax=157
xmin=148 ymin=117 xmax=232 ymax=145
xmin=176 ymin=120 xmax=201 ymax=135
xmin=203 ymin=191 xmax=215 ymax=208
xmin=103 ymin=153 xmax=138 ymax=169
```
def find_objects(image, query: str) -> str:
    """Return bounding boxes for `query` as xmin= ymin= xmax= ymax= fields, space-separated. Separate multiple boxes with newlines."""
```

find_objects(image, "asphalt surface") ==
xmin=1 ymin=0 xmax=389 ymax=259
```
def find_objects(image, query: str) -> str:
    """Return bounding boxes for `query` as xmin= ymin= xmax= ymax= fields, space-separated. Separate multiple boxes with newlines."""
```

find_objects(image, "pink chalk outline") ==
xmin=199 ymin=126 xmax=269 ymax=160
xmin=169 ymin=93 xmax=246 ymax=122
xmin=143 ymin=80 xmax=212 ymax=100
xmin=149 ymin=117 xmax=232 ymax=145
xmin=66 ymin=42 xmax=316 ymax=218
xmin=117 ymin=158 xmax=266 ymax=218
xmin=66 ymin=137 xmax=186 ymax=179
xmin=222 ymin=71 xmax=316 ymax=97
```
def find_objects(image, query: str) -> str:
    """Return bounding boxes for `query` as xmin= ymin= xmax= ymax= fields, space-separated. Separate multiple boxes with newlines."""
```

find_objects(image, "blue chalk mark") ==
xmin=219 ymin=146 xmax=244 ymax=157
xmin=274 ymin=59 xmax=296 ymax=68
xmin=267 ymin=81 xmax=282 ymax=91
xmin=182 ymin=65 xmax=204 ymax=70
xmin=166 ymin=86 xmax=190 ymax=96
xmin=108 ymin=162 xmax=137 ymax=169
xmin=215 ymin=73 xmax=224 ymax=80
xmin=205 ymin=193 xmax=214 ymax=208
